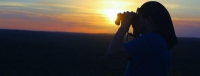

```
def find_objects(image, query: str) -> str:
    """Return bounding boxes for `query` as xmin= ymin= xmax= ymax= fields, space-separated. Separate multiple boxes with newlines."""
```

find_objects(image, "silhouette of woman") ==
xmin=107 ymin=1 xmax=178 ymax=76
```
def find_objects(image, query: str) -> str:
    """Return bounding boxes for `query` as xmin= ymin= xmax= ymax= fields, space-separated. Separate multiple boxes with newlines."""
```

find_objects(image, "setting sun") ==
xmin=102 ymin=8 xmax=123 ymax=24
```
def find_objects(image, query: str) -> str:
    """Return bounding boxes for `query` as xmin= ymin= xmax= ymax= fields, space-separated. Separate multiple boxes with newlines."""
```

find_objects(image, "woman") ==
xmin=107 ymin=1 xmax=178 ymax=76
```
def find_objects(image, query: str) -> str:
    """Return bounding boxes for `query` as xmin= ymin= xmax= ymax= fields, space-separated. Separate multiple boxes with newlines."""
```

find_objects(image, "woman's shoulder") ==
xmin=140 ymin=32 xmax=167 ymax=46
xmin=149 ymin=32 xmax=168 ymax=49
xmin=139 ymin=32 xmax=162 ymax=40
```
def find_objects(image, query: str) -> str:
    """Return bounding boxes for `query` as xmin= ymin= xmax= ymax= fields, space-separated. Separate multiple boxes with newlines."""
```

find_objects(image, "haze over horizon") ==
xmin=0 ymin=0 xmax=200 ymax=38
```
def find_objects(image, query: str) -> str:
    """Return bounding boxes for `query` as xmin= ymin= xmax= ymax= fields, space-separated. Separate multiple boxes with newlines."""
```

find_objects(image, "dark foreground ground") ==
xmin=0 ymin=29 xmax=200 ymax=76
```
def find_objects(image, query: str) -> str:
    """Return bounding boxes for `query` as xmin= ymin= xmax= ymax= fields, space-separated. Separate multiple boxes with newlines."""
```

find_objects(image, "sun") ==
xmin=102 ymin=8 xmax=123 ymax=24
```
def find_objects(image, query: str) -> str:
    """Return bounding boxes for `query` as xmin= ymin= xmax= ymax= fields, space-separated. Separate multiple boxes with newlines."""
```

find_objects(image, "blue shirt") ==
xmin=123 ymin=32 xmax=170 ymax=76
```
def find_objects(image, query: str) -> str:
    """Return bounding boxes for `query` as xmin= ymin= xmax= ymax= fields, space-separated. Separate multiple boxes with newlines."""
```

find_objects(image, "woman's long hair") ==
xmin=139 ymin=1 xmax=178 ymax=50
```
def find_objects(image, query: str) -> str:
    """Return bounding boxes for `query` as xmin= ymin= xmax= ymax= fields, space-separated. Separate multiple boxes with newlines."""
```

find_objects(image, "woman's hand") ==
xmin=120 ymin=11 xmax=136 ymax=31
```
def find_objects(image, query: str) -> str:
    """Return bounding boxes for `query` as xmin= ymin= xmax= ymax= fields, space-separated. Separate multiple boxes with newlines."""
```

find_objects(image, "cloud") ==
xmin=172 ymin=17 xmax=200 ymax=22
xmin=0 ymin=10 xmax=115 ymax=33
xmin=0 ymin=1 xmax=85 ymax=14
xmin=0 ymin=1 xmax=81 ymax=8
xmin=0 ymin=2 xmax=27 ymax=7
xmin=37 ymin=4 xmax=82 ymax=9
xmin=163 ymin=4 xmax=181 ymax=9
xmin=173 ymin=20 xmax=200 ymax=38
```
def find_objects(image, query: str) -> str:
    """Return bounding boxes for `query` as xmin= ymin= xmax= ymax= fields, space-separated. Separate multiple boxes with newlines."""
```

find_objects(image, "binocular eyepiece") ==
xmin=115 ymin=12 xmax=138 ymax=26
xmin=115 ymin=13 xmax=123 ymax=25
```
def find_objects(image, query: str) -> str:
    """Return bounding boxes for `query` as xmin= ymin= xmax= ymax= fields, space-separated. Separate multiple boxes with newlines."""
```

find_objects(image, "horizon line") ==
xmin=0 ymin=28 xmax=199 ymax=38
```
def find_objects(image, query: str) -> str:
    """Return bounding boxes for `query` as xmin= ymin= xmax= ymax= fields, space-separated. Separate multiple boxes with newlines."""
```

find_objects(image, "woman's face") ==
xmin=133 ymin=12 xmax=146 ymax=34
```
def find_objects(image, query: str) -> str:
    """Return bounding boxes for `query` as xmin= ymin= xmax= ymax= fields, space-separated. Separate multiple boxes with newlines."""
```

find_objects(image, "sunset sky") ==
xmin=0 ymin=0 xmax=200 ymax=37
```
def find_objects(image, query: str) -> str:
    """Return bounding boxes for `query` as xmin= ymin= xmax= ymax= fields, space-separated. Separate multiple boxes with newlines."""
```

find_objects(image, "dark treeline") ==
xmin=0 ymin=29 xmax=200 ymax=76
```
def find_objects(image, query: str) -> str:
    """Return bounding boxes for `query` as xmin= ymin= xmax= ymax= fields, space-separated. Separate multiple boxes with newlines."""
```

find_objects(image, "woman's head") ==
xmin=135 ymin=9 xmax=156 ymax=34
xmin=136 ymin=1 xmax=178 ymax=49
